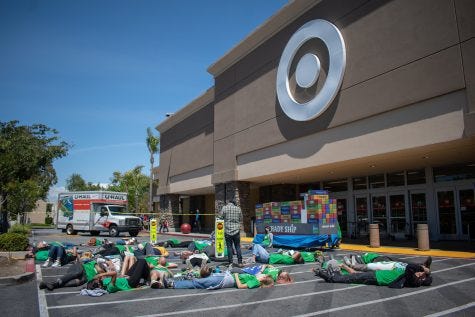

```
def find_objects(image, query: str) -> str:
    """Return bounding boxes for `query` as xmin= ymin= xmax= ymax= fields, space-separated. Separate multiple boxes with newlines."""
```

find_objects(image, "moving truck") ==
xmin=56 ymin=191 xmax=142 ymax=237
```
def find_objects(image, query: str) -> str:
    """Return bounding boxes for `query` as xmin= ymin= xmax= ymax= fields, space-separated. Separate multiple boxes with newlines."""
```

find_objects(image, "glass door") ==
xmin=371 ymin=195 xmax=388 ymax=237
xmin=336 ymin=198 xmax=347 ymax=237
xmin=389 ymin=192 xmax=406 ymax=239
xmin=409 ymin=191 xmax=427 ymax=238
xmin=459 ymin=188 xmax=475 ymax=240
xmin=437 ymin=190 xmax=457 ymax=237
xmin=355 ymin=195 xmax=369 ymax=237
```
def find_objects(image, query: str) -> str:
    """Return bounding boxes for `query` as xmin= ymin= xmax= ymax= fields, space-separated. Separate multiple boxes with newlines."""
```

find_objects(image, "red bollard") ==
xmin=25 ymin=257 xmax=35 ymax=273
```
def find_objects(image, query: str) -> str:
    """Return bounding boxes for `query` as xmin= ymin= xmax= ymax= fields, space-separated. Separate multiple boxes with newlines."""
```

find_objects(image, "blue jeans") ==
xmin=48 ymin=245 xmax=66 ymax=263
xmin=252 ymin=244 xmax=270 ymax=263
xmin=174 ymin=275 xmax=224 ymax=289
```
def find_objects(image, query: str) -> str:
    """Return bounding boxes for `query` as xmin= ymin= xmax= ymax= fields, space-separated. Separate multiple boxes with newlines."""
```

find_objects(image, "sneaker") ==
xmin=42 ymin=259 xmax=51 ymax=268
xmin=351 ymin=255 xmax=357 ymax=266
xmin=150 ymin=280 xmax=162 ymax=289
xmin=39 ymin=281 xmax=47 ymax=290
xmin=163 ymin=278 xmax=174 ymax=289
xmin=423 ymin=256 xmax=432 ymax=269
xmin=51 ymin=260 xmax=61 ymax=268
xmin=343 ymin=256 xmax=351 ymax=266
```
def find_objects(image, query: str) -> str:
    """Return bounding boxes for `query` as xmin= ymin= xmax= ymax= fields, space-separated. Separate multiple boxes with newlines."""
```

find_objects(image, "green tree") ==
xmin=0 ymin=121 xmax=69 ymax=230
xmin=66 ymin=173 xmax=107 ymax=191
xmin=109 ymin=166 xmax=149 ymax=213
xmin=66 ymin=173 xmax=87 ymax=191
xmin=146 ymin=127 xmax=160 ymax=212
xmin=5 ymin=179 xmax=42 ymax=223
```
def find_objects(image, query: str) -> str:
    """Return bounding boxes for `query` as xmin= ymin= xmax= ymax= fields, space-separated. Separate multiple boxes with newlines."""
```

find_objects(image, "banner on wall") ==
xmin=256 ymin=222 xmax=338 ymax=236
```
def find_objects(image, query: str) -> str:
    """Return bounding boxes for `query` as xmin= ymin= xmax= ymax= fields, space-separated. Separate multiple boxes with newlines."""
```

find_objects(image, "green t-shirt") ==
xmin=236 ymin=273 xmax=260 ymax=289
xmin=194 ymin=241 xmax=210 ymax=251
xmin=102 ymin=277 xmax=132 ymax=293
xmin=269 ymin=254 xmax=294 ymax=265
xmin=35 ymin=250 xmax=49 ymax=261
xmin=301 ymin=252 xmax=316 ymax=263
xmin=116 ymin=245 xmax=134 ymax=253
xmin=169 ymin=238 xmax=181 ymax=246
xmin=83 ymin=261 xmax=98 ymax=282
xmin=375 ymin=268 xmax=405 ymax=285
xmin=263 ymin=267 xmax=280 ymax=281
xmin=262 ymin=234 xmax=271 ymax=247
xmin=362 ymin=252 xmax=379 ymax=264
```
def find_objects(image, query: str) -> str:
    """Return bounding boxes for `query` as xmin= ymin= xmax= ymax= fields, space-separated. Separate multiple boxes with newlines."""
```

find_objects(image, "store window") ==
xmin=407 ymin=169 xmax=426 ymax=185
xmin=322 ymin=179 xmax=348 ymax=192
xmin=369 ymin=174 xmax=385 ymax=189
xmin=433 ymin=163 xmax=475 ymax=183
xmin=387 ymin=171 xmax=405 ymax=187
xmin=353 ymin=176 xmax=367 ymax=190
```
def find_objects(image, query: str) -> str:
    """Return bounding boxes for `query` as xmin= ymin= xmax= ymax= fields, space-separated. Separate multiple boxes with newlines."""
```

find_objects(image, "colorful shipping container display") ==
xmin=255 ymin=190 xmax=337 ymax=226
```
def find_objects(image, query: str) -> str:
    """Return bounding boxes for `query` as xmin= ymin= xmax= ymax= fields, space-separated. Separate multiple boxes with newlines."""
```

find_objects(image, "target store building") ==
xmin=157 ymin=0 xmax=475 ymax=241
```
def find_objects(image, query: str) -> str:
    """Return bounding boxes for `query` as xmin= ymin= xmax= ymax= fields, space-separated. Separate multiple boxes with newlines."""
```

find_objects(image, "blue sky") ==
xmin=0 ymin=0 xmax=288 ymax=201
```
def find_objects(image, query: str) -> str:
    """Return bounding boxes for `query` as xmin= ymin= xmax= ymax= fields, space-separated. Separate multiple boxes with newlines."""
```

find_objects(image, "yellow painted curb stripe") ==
xmin=339 ymin=243 xmax=475 ymax=259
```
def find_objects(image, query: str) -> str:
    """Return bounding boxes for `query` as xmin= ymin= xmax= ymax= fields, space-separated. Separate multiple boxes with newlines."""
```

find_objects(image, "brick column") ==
xmin=214 ymin=181 xmax=251 ymax=236
xmin=159 ymin=194 xmax=180 ymax=231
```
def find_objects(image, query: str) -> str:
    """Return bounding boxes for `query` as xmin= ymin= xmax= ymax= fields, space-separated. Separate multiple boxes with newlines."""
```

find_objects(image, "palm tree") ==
xmin=146 ymin=127 xmax=160 ymax=212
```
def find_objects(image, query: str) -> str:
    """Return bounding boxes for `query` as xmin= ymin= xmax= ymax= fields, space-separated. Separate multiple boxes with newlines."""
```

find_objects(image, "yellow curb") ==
xmin=339 ymin=243 xmax=475 ymax=259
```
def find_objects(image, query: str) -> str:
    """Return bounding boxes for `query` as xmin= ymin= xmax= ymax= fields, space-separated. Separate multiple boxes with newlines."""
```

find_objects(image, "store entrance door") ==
xmin=371 ymin=194 xmax=388 ymax=237
xmin=388 ymin=192 xmax=407 ymax=239
xmin=409 ymin=191 xmax=428 ymax=238
xmin=354 ymin=195 xmax=369 ymax=237
xmin=436 ymin=187 xmax=475 ymax=240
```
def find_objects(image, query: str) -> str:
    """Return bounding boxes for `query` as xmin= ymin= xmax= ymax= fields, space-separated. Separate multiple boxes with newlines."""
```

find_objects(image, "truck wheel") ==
xmin=109 ymin=225 xmax=119 ymax=237
xmin=129 ymin=230 xmax=139 ymax=237
xmin=66 ymin=225 xmax=76 ymax=235
xmin=90 ymin=231 xmax=100 ymax=236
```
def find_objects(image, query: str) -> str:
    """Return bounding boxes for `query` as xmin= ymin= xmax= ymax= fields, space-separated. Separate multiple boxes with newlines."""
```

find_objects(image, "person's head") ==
xmin=408 ymin=271 xmax=432 ymax=287
xmin=86 ymin=278 xmax=104 ymax=290
xmin=87 ymin=238 xmax=97 ymax=246
xmin=258 ymin=275 xmax=274 ymax=288
xmin=276 ymin=271 xmax=293 ymax=284
xmin=200 ymin=265 xmax=212 ymax=278
xmin=37 ymin=241 xmax=48 ymax=249
xmin=159 ymin=256 xmax=167 ymax=266
xmin=292 ymin=251 xmax=304 ymax=264
xmin=265 ymin=226 xmax=271 ymax=233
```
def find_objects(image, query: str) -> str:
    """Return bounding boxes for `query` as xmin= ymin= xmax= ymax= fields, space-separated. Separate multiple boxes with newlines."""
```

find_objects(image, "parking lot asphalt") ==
xmin=22 ymin=229 xmax=474 ymax=317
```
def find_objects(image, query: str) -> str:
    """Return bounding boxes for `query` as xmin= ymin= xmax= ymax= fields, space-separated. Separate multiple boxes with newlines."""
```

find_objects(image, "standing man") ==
xmin=220 ymin=200 xmax=243 ymax=267
xmin=194 ymin=209 xmax=201 ymax=232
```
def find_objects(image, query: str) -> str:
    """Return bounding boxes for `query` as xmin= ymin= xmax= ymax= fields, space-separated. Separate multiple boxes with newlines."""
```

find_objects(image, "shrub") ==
xmin=0 ymin=233 xmax=29 ymax=251
xmin=8 ymin=223 xmax=31 ymax=235
xmin=45 ymin=216 xmax=53 ymax=225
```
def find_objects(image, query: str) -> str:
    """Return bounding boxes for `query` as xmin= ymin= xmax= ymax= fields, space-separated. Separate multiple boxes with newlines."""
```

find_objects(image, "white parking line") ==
xmin=36 ymin=265 xmax=49 ymax=317
xmin=423 ymin=302 xmax=475 ymax=317
xmin=292 ymin=277 xmax=475 ymax=316
xmin=47 ymin=262 xmax=475 ymax=311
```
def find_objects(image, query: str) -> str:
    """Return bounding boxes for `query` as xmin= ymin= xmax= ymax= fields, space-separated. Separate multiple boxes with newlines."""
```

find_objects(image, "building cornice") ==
xmin=156 ymin=87 xmax=215 ymax=134
xmin=207 ymin=0 xmax=321 ymax=77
